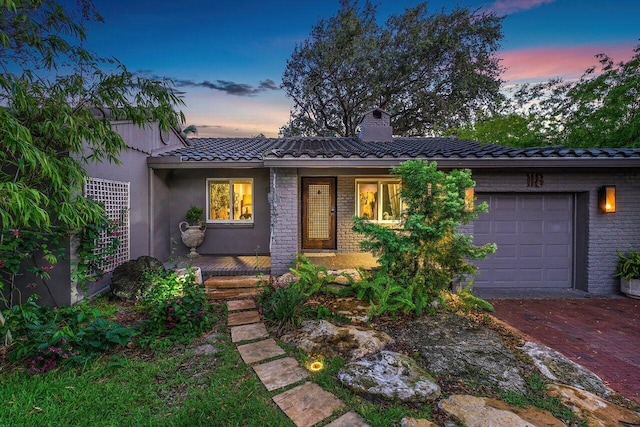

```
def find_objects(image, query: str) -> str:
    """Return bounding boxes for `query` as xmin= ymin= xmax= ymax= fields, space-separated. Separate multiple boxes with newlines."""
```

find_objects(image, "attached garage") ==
xmin=472 ymin=193 xmax=574 ymax=290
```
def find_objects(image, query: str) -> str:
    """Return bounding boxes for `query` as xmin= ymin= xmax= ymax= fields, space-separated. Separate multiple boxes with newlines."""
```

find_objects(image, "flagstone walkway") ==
xmin=226 ymin=299 xmax=370 ymax=427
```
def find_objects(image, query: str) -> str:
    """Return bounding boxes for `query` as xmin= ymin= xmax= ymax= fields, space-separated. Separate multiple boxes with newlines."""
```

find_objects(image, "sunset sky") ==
xmin=85 ymin=0 xmax=639 ymax=137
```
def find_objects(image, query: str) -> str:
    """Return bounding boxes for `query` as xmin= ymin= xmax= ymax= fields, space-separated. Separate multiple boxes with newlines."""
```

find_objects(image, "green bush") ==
xmin=139 ymin=269 xmax=213 ymax=348
xmin=261 ymin=286 xmax=311 ymax=331
xmin=0 ymin=297 xmax=136 ymax=373
xmin=353 ymin=160 xmax=496 ymax=315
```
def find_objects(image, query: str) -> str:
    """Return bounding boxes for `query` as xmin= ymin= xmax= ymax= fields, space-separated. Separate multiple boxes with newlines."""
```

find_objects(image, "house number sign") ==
xmin=527 ymin=173 xmax=544 ymax=188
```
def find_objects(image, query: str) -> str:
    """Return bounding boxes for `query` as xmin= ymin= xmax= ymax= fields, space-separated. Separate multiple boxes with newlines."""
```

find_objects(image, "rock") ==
xmin=326 ymin=269 xmax=363 ymax=285
xmin=400 ymin=417 xmax=439 ymax=427
xmin=110 ymin=256 xmax=164 ymax=300
xmin=522 ymin=341 xmax=612 ymax=397
xmin=382 ymin=312 xmax=527 ymax=393
xmin=174 ymin=266 xmax=203 ymax=285
xmin=280 ymin=320 xmax=393 ymax=360
xmin=546 ymin=384 xmax=640 ymax=427
xmin=439 ymin=395 xmax=564 ymax=427
xmin=193 ymin=344 xmax=218 ymax=355
xmin=338 ymin=351 xmax=441 ymax=403
xmin=273 ymin=272 xmax=297 ymax=288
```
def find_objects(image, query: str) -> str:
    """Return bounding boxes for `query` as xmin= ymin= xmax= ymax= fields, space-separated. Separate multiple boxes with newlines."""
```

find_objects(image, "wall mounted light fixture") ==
xmin=598 ymin=185 xmax=616 ymax=213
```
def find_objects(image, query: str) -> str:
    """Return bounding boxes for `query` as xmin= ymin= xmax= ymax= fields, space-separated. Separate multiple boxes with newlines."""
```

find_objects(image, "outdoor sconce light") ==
xmin=598 ymin=185 xmax=616 ymax=213
xmin=464 ymin=187 xmax=475 ymax=211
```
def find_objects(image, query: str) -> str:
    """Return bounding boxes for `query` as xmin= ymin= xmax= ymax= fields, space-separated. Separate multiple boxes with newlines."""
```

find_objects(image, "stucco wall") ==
xmin=168 ymin=168 xmax=271 ymax=258
xmin=151 ymin=170 xmax=172 ymax=261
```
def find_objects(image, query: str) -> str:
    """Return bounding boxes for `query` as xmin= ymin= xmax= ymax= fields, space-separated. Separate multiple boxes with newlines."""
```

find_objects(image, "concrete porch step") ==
xmin=205 ymin=275 xmax=266 ymax=300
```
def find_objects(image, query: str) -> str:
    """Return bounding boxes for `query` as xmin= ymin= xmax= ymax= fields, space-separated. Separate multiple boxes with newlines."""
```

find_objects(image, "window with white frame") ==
xmin=355 ymin=179 xmax=402 ymax=222
xmin=207 ymin=178 xmax=253 ymax=223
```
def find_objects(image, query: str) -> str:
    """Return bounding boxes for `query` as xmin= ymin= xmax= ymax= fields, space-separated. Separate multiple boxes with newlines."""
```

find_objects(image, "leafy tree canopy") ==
xmin=0 ymin=0 xmax=184 ymax=301
xmin=280 ymin=0 xmax=504 ymax=137
xmin=1 ymin=0 xmax=184 ymax=231
xmin=450 ymin=43 xmax=640 ymax=148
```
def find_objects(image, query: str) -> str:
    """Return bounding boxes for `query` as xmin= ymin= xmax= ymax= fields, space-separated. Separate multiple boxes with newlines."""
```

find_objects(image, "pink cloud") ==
xmin=500 ymin=44 xmax=636 ymax=84
xmin=489 ymin=0 xmax=555 ymax=15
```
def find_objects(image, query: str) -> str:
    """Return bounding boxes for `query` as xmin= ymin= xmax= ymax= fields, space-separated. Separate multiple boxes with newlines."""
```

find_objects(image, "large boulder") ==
xmin=110 ymin=256 xmax=165 ymax=300
xmin=382 ymin=312 xmax=527 ymax=393
xmin=280 ymin=320 xmax=393 ymax=360
xmin=546 ymin=384 xmax=640 ymax=427
xmin=439 ymin=395 xmax=564 ymax=427
xmin=338 ymin=350 xmax=441 ymax=403
xmin=522 ymin=341 xmax=612 ymax=397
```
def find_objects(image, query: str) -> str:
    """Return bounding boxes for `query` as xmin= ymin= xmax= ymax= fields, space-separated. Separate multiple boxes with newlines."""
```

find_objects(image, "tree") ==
xmin=280 ymin=0 xmax=504 ymax=137
xmin=445 ymin=112 xmax=543 ymax=147
xmin=353 ymin=161 xmax=496 ymax=315
xmin=0 ymin=0 xmax=184 ymax=303
xmin=462 ymin=44 xmax=640 ymax=148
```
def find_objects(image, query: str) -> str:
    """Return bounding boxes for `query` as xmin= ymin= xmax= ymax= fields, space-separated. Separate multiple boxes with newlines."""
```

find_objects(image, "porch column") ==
xmin=269 ymin=168 xmax=299 ymax=275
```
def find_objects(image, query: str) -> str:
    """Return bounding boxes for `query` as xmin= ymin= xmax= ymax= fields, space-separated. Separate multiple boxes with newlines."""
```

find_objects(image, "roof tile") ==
xmin=156 ymin=136 xmax=640 ymax=162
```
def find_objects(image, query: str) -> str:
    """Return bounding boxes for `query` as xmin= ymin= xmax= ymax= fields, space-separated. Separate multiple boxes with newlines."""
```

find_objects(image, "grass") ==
xmin=1 ymin=302 xmax=293 ymax=427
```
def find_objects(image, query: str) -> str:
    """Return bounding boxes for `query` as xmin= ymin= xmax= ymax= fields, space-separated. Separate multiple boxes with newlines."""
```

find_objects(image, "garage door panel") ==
xmin=546 ymin=220 xmax=571 ymax=234
xmin=520 ymin=244 xmax=543 ymax=258
xmin=495 ymin=220 xmax=517 ymax=234
xmin=521 ymin=220 xmax=543 ymax=234
xmin=474 ymin=193 xmax=573 ymax=290
xmin=521 ymin=197 xmax=544 ymax=211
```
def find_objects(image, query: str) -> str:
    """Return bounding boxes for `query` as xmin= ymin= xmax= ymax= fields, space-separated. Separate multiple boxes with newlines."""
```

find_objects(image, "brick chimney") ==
xmin=358 ymin=108 xmax=392 ymax=142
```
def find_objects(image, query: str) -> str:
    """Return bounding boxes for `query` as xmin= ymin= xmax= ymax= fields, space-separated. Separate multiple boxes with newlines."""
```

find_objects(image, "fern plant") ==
xmin=615 ymin=251 xmax=640 ymax=280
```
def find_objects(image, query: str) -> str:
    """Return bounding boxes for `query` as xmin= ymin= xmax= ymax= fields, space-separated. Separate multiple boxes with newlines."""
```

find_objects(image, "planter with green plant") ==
xmin=615 ymin=251 xmax=640 ymax=299
xmin=179 ymin=205 xmax=206 ymax=258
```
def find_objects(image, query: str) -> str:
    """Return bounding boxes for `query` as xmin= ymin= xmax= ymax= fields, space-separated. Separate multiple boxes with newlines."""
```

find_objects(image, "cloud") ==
xmin=174 ymin=78 xmax=280 ymax=96
xmin=500 ymin=44 xmax=635 ymax=84
xmin=488 ymin=0 xmax=555 ymax=15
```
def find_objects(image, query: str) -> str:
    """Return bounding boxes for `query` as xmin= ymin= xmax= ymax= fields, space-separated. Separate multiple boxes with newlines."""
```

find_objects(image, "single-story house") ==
xmin=8 ymin=109 xmax=640 ymax=306
xmin=148 ymin=109 xmax=640 ymax=296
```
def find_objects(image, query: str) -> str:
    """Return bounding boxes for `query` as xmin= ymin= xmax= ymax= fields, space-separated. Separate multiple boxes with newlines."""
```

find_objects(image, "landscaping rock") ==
xmin=280 ymin=320 xmax=393 ymax=360
xmin=110 ymin=256 xmax=164 ymax=300
xmin=439 ymin=395 xmax=564 ymax=427
xmin=546 ymin=384 xmax=640 ymax=427
xmin=338 ymin=350 xmax=441 ymax=403
xmin=382 ymin=312 xmax=527 ymax=393
xmin=273 ymin=272 xmax=297 ymax=288
xmin=522 ymin=341 xmax=612 ymax=397
xmin=400 ymin=416 xmax=439 ymax=427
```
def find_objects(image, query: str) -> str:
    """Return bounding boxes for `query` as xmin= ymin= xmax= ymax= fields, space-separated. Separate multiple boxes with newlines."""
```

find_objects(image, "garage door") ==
xmin=472 ymin=193 xmax=574 ymax=289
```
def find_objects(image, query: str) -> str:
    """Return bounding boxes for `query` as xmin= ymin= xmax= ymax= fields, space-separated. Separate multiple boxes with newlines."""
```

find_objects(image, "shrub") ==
xmin=0 ymin=296 xmax=136 ymax=373
xmin=261 ymin=286 xmax=312 ymax=332
xmin=139 ymin=269 xmax=213 ymax=348
xmin=353 ymin=160 xmax=496 ymax=314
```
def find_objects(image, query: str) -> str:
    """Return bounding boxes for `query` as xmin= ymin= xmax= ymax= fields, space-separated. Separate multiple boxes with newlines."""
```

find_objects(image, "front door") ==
xmin=302 ymin=177 xmax=336 ymax=250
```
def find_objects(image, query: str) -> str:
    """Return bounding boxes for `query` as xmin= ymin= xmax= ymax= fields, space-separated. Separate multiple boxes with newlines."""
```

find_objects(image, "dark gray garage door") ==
xmin=473 ymin=193 xmax=574 ymax=289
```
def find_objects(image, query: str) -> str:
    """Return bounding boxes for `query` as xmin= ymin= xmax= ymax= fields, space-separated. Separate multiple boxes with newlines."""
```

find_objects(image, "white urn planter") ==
xmin=179 ymin=222 xmax=206 ymax=258
xmin=621 ymin=278 xmax=640 ymax=299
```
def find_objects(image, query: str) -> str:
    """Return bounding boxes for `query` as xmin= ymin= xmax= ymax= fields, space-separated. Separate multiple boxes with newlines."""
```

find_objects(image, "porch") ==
xmin=173 ymin=252 xmax=378 ymax=278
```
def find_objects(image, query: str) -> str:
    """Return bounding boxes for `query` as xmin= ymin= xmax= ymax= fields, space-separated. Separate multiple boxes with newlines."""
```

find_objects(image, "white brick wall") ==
xmin=269 ymin=168 xmax=299 ymax=275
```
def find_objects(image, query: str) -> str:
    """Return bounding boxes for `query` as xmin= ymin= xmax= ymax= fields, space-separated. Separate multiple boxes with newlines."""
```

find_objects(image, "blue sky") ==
xmin=84 ymin=0 xmax=639 ymax=137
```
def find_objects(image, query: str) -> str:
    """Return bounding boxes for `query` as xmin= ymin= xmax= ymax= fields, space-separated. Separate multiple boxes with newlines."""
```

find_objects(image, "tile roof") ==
xmin=157 ymin=136 xmax=640 ymax=162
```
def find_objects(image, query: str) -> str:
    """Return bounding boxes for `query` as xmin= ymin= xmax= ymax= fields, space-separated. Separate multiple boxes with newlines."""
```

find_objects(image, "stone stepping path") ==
xmin=226 ymin=299 xmax=369 ymax=427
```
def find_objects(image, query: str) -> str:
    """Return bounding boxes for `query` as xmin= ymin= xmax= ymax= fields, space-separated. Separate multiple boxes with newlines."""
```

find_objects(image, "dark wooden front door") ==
xmin=302 ymin=177 xmax=336 ymax=250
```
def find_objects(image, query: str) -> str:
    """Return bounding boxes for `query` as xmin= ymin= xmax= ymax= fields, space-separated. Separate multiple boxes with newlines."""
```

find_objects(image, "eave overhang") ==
xmin=262 ymin=155 xmax=640 ymax=169
xmin=147 ymin=156 xmax=264 ymax=169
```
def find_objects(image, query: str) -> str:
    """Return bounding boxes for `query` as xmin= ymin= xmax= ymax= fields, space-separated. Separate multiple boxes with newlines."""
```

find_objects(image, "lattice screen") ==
xmin=84 ymin=178 xmax=130 ymax=275
xmin=308 ymin=184 xmax=330 ymax=239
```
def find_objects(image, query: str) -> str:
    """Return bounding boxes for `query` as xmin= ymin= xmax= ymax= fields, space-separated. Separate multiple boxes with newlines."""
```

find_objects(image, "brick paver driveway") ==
xmin=490 ymin=297 xmax=640 ymax=404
